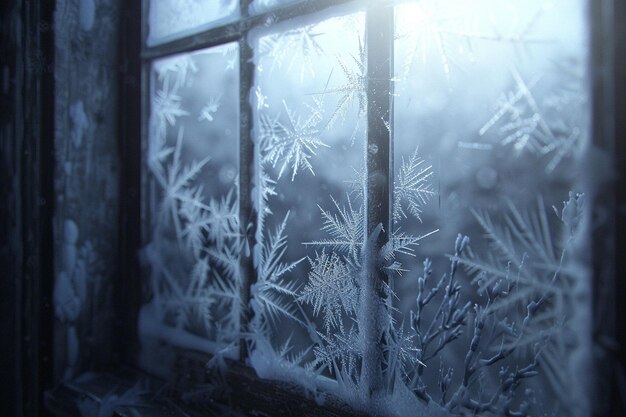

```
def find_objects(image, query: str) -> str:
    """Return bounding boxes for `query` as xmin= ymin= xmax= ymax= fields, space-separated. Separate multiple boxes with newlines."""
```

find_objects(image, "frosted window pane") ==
xmin=140 ymin=44 xmax=239 ymax=375
xmin=249 ymin=0 xmax=300 ymax=15
xmin=251 ymin=11 xmax=366 ymax=376
xmin=393 ymin=0 xmax=590 ymax=415
xmin=147 ymin=0 xmax=239 ymax=46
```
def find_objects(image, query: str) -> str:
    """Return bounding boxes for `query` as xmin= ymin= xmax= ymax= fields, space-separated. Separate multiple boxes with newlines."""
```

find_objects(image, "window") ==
xmin=135 ymin=0 xmax=598 ymax=416
xmin=6 ymin=0 xmax=616 ymax=416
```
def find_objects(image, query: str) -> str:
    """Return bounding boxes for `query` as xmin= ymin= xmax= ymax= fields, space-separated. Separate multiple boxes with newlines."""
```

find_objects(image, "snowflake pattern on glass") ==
xmin=141 ymin=44 xmax=241 ymax=366
xmin=137 ymin=2 xmax=592 ymax=416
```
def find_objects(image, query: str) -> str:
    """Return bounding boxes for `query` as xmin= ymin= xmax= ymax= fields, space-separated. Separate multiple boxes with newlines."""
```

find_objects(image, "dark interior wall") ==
xmin=0 ymin=0 xmax=56 ymax=415
xmin=590 ymin=1 xmax=626 ymax=415
xmin=0 ymin=4 xmax=24 ymax=415
xmin=52 ymin=0 xmax=121 ymax=381
xmin=0 ymin=0 xmax=123 ymax=415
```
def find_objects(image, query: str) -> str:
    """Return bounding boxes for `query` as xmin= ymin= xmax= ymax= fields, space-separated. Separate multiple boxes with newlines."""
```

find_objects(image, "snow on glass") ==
xmin=138 ymin=1 xmax=592 ymax=416
xmin=140 ymin=43 xmax=240 ymax=375
xmin=147 ymin=0 xmax=239 ymax=46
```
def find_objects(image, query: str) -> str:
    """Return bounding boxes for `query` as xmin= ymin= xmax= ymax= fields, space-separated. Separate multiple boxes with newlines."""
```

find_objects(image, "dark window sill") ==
xmin=45 ymin=356 xmax=370 ymax=417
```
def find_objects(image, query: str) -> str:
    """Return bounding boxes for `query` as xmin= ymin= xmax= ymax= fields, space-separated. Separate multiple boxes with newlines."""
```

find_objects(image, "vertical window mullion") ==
xmin=238 ymin=0 xmax=257 ymax=362
xmin=362 ymin=3 xmax=394 ymax=395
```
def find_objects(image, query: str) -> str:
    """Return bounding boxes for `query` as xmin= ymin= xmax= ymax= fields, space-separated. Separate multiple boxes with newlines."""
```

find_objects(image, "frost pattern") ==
xmin=299 ymin=161 xmax=438 ymax=389
xmin=198 ymin=94 xmax=222 ymax=123
xmin=141 ymin=45 xmax=241 ymax=365
xmin=290 ymin=192 xmax=582 ymax=417
xmin=252 ymin=212 xmax=303 ymax=330
xmin=404 ymin=246 xmax=547 ymax=416
xmin=323 ymin=36 xmax=367 ymax=132
xmin=258 ymin=24 xmax=324 ymax=83
xmin=300 ymin=249 xmax=357 ymax=333
xmin=145 ymin=129 xmax=240 ymax=337
xmin=256 ymin=13 xmax=365 ymax=179
xmin=136 ymin=2 xmax=590 ymax=416
xmin=251 ymin=11 xmax=372 ymax=397
xmin=453 ymin=196 xmax=584 ymax=413
xmin=260 ymin=99 xmax=328 ymax=180
xmin=394 ymin=0 xmax=554 ymax=85
xmin=247 ymin=2 xmax=587 ymax=416
xmin=393 ymin=147 xmax=436 ymax=224
xmin=478 ymin=65 xmax=586 ymax=172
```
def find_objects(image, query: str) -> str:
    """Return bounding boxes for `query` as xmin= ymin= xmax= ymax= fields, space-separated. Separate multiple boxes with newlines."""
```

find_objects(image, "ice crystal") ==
xmin=179 ymin=187 xmax=212 ymax=257
xmin=310 ymin=324 xmax=361 ymax=383
xmin=322 ymin=35 xmax=367 ymax=138
xmin=383 ymin=321 xmax=424 ymax=387
xmin=198 ymin=94 xmax=222 ymax=123
xmin=298 ymin=193 xmax=367 ymax=383
xmin=452 ymin=196 xmax=581 ymax=409
xmin=395 ymin=1 xmax=551 ymax=84
xmin=300 ymin=249 xmax=357 ymax=332
xmin=305 ymin=194 xmax=364 ymax=263
xmin=261 ymin=99 xmax=329 ymax=181
xmin=253 ymin=213 xmax=304 ymax=329
xmin=395 ymin=236 xmax=551 ymax=417
xmin=155 ymin=54 xmax=198 ymax=89
xmin=382 ymin=229 xmax=439 ymax=276
xmin=152 ymin=82 xmax=189 ymax=141
xmin=143 ymin=44 xmax=242 ymax=349
xmin=393 ymin=147 xmax=436 ymax=224
xmin=204 ymin=189 xmax=239 ymax=248
xmin=479 ymin=69 xmax=552 ymax=155
xmin=154 ymin=128 xmax=211 ymax=240
xmin=479 ymin=66 xmax=585 ymax=172
xmin=255 ymin=86 xmax=269 ymax=110
xmin=259 ymin=24 xmax=324 ymax=82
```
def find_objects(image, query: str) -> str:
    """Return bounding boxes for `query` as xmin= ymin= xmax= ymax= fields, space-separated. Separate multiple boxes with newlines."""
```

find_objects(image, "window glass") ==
xmin=393 ymin=0 xmax=589 ymax=414
xmin=136 ymin=0 xmax=596 ymax=414
xmin=147 ymin=0 xmax=239 ymax=46
xmin=140 ymin=43 xmax=240 ymax=376
xmin=251 ymin=10 xmax=366 ymax=378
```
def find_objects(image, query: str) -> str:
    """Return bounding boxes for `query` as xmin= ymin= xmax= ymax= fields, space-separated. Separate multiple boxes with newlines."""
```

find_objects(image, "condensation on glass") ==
xmin=147 ymin=0 xmax=239 ymax=46
xmin=140 ymin=43 xmax=240 ymax=377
